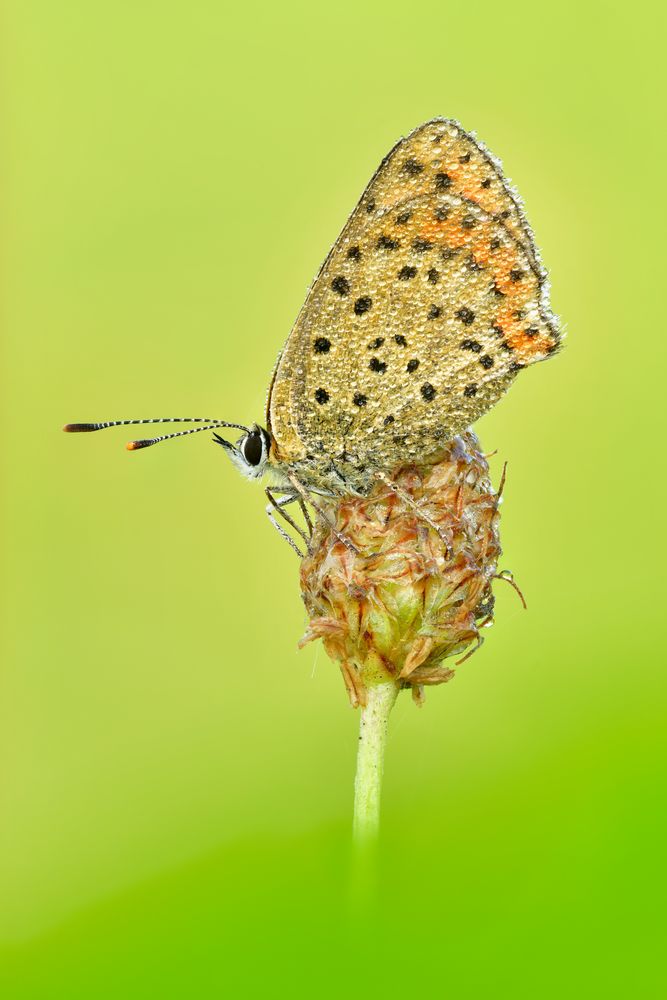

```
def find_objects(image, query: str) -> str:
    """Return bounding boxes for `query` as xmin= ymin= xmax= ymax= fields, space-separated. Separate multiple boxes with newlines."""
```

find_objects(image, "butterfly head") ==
xmin=213 ymin=424 xmax=271 ymax=480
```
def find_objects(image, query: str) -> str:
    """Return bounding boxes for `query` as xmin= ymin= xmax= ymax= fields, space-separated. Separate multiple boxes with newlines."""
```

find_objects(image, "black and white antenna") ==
xmin=63 ymin=417 xmax=249 ymax=451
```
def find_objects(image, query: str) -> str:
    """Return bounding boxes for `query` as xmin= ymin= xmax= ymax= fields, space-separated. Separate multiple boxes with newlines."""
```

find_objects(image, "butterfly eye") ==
xmin=242 ymin=431 xmax=263 ymax=467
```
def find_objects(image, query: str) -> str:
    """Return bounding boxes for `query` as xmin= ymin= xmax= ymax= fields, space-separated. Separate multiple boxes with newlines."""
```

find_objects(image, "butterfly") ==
xmin=65 ymin=118 xmax=560 ymax=553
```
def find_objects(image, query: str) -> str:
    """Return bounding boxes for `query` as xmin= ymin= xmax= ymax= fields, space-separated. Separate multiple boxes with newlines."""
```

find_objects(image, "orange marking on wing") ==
xmin=494 ymin=306 xmax=530 ymax=345
xmin=418 ymin=216 xmax=453 ymax=240
xmin=417 ymin=214 xmax=471 ymax=249
xmin=462 ymin=220 xmax=496 ymax=267
xmin=439 ymin=156 xmax=506 ymax=221
xmin=444 ymin=220 xmax=470 ymax=250
xmin=477 ymin=190 xmax=505 ymax=219
xmin=476 ymin=233 xmax=507 ymax=268
xmin=441 ymin=158 xmax=463 ymax=180
xmin=515 ymin=333 xmax=554 ymax=359
xmin=442 ymin=160 xmax=479 ymax=203
xmin=494 ymin=275 xmax=516 ymax=297
xmin=493 ymin=303 xmax=553 ymax=360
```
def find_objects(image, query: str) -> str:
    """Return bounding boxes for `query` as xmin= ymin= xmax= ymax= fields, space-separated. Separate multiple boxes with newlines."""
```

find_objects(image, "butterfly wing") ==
xmin=267 ymin=119 xmax=559 ymax=477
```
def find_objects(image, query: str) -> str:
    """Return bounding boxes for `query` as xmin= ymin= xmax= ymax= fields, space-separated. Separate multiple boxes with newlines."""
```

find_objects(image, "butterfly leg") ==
xmin=285 ymin=472 xmax=359 ymax=555
xmin=266 ymin=512 xmax=304 ymax=557
xmin=266 ymin=488 xmax=310 ymax=546
xmin=297 ymin=498 xmax=314 ymax=539
xmin=265 ymin=489 xmax=307 ymax=558
xmin=374 ymin=471 xmax=453 ymax=556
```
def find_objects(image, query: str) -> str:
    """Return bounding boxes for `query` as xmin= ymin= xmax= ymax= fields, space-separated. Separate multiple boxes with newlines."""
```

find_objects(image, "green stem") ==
xmin=353 ymin=681 xmax=399 ymax=843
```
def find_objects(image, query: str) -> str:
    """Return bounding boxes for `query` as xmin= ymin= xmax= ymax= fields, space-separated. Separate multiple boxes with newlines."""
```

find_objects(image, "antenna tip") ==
xmin=63 ymin=423 xmax=96 ymax=433
xmin=126 ymin=439 xmax=152 ymax=451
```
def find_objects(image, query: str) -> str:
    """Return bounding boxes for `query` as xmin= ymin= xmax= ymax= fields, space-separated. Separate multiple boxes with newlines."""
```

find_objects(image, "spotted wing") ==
xmin=268 ymin=119 xmax=560 ymax=475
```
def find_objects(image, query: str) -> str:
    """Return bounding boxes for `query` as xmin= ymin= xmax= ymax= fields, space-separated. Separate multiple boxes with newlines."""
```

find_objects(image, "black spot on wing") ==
xmin=354 ymin=297 xmax=372 ymax=315
xmin=331 ymin=276 xmax=349 ymax=296
xmin=398 ymin=265 xmax=417 ymax=280
xmin=402 ymin=158 xmax=424 ymax=175
xmin=456 ymin=307 xmax=475 ymax=325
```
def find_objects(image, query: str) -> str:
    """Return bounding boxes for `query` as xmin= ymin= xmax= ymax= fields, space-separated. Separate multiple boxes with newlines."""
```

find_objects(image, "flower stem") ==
xmin=353 ymin=681 xmax=399 ymax=843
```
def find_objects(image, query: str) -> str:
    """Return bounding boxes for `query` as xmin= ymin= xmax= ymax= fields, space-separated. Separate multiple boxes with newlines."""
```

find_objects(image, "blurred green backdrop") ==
xmin=2 ymin=1 xmax=665 ymax=996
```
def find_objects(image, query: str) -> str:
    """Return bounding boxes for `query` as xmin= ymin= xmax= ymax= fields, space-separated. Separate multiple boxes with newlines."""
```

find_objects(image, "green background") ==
xmin=2 ymin=1 xmax=665 ymax=995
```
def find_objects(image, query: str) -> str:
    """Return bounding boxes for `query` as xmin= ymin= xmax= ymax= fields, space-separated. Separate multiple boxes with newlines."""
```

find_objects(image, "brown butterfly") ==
xmin=65 ymin=119 xmax=560 ymax=552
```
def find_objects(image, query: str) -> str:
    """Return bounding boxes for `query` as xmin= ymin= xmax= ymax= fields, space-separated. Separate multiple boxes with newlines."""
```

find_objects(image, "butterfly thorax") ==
xmin=267 ymin=427 xmax=466 ymax=496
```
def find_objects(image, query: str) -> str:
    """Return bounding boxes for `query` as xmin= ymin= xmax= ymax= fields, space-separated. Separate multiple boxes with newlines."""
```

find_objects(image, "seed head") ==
xmin=299 ymin=432 xmax=503 ymax=707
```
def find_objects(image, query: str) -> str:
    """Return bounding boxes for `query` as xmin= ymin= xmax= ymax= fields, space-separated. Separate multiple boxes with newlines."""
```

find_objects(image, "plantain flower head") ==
xmin=300 ymin=431 xmax=507 ymax=707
